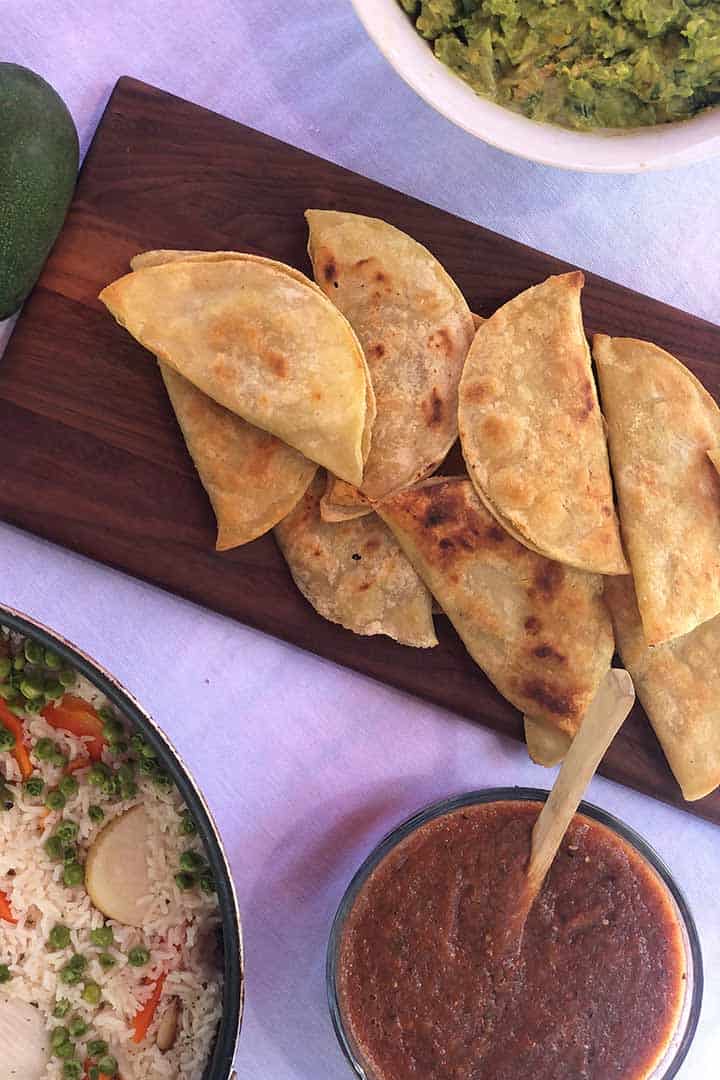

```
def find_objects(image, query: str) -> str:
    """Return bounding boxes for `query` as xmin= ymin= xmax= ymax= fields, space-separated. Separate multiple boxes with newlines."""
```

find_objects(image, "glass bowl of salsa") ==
xmin=328 ymin=788 xmax=703 ymax=1080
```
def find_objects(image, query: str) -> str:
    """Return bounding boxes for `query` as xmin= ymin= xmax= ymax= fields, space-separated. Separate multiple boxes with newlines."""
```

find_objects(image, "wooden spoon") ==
xmin=526 ymin=667 xmax=635 ymax=905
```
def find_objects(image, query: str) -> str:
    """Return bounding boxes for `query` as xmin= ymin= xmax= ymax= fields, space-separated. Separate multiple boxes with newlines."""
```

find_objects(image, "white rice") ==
xmin=0 ymin=630 xmax=223 ymax=1079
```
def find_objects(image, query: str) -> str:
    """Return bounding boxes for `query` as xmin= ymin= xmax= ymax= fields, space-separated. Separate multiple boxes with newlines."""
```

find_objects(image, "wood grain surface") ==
xmin=1 ymin=76 xmax=719 ymax=824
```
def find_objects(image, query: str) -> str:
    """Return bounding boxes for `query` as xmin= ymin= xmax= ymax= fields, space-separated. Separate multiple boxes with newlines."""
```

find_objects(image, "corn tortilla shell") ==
xmin=595 ymin=335 xmax=720 ymax=645
xmin=100 ymin=258 xmax=373 ymax=485
xmin=306 ymin=210 xmax=474 ymax=501
xmin=377 ymin=476 xmax=614 ymax=735
xmin=274 ymin=472 xmax=437 ymax=648
xmin=458 ymin=272 xmax=627 ymax=575
xmin=605 ymin=575 xmax=720 ymax=801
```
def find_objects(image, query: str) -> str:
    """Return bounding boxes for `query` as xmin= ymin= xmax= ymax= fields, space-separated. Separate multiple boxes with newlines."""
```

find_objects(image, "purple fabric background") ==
xmin=1 ymin=3 xmax=718 ymax=1077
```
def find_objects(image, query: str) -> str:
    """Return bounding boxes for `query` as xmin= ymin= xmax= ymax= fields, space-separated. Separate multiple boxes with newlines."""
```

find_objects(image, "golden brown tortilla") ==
xmin=524 ymin=716 xmax=572 ymax=767
xmin=319 ymin=476 xmax=371 ymax=523
xmin=160 ymin=364 xmax=316 ymax=549
xmin=605 ymin=575 xmax=720 ymax=801
xmin=377 ymin=477 xmax=614 ymax=735
xmin=306 ymin=210 xmax=475 ymax=502
xmin=99 ymin=258 xmax=373 ymax=486
xmin=458 ymin=273 xmax=627 ymax=576
xmin=595 ymin=335 xmax=720 ymax=645
xmin=274 ymin=472 xmax=437 ymax=647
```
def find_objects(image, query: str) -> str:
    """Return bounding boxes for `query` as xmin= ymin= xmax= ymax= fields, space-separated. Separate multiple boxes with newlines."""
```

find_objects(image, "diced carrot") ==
xmin=66 ymin=755 xmax=91 ymax=775
xmin=0 ymin=888 xmax=16 ymax=925
xmin=42 ymin=694 xmax=106 ymax=761
xmin=37 ymin=806 xmax=52 ymax=833
xmin=0 ymin=699 xmax=33 ymax=780
xmin=132 ymin=971 xmax=166 ymax=1043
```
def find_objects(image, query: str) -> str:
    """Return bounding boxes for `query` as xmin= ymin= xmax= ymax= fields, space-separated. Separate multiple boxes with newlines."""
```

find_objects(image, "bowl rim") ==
xmin=350 ymin=0 xmax=720 ymax=173
xmin=0 ymin=602 xmax=243 ymax=1080
xmin=327 ymin=786 xmax=704 ymax=1080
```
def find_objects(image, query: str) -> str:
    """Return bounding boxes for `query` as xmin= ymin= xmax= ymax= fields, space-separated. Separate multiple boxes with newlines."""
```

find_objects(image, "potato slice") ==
xmin=0 ymin=995 xmax=49 ymax=1080
xmin=85 ymin=804 xmax=153 ymax=926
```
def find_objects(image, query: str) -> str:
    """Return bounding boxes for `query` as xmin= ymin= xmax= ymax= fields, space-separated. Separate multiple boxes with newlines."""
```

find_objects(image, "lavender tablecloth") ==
xmin=2 ymin=3 xmax=719 ymax=1077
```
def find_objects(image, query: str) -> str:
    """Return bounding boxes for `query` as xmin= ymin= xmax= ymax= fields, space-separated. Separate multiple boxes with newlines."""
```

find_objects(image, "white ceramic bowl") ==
xmin=351 ymin=0 xmax=720 ymax=173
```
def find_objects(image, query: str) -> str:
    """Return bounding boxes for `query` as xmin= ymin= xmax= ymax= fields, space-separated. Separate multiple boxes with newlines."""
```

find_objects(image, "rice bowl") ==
xmin=0 ymin=607 xmax=242 ymax=1080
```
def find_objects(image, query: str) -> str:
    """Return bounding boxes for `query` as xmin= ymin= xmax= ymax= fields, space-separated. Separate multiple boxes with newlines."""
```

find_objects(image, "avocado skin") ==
xmin=0 ymin=64 xmax=79 ymax=319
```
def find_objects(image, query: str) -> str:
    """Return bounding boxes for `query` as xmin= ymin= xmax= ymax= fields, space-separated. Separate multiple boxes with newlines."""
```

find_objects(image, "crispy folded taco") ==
xmin=100 ymin=257 xmax=374 ymax=486
xmin=458 ymin=272 xmax=627 ymax=576
xmin=377 ymin=477 xmax=614 ymax=735
xmin=274 ymin=472 xmax=437 ymax=648
xmin=605 ymin=575 xmax=720 ymax=801
xmin=306 ymin=210 xmax=474 ymax=502
xmin=595 ymin=335 xmax=720 ymax=645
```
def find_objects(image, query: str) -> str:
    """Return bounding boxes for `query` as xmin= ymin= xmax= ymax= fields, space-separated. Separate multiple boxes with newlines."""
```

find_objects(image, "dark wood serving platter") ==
xmin=1 ymin=76 xmax=718 ymax=823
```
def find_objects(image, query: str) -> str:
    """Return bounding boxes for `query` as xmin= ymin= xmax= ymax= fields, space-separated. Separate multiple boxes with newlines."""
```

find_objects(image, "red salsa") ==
xmin=338 ymin=801 xmax=686 ymax=1080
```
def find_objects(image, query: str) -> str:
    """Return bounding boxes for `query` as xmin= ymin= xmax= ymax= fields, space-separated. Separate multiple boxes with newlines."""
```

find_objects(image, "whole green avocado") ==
xmin=0 ymin=64 xmax=79 ymax=319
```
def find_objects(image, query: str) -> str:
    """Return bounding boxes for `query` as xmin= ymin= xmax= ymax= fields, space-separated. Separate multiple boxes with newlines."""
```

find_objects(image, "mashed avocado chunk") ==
xmin=398 ymin=0 xmax=720 ymax=129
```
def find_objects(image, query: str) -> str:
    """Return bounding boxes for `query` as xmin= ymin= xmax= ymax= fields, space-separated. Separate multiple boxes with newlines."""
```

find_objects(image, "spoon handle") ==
xmin=527 ymin=668 xmax=635 ymax=901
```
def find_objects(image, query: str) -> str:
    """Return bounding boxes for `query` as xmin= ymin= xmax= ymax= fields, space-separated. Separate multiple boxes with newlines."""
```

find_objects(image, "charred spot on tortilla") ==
xmin=423 ymin=388 xmax=444 ymax=427
xmin=532 ymin=643 xmax=567 ymax=663
xmin=532 ymin=561 xmax=565 ymax=599
xmin=521 ymin=680 xmax=577 ymax=719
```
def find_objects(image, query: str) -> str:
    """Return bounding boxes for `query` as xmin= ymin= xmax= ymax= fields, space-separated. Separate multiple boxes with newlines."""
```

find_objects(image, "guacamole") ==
xmin=399 ymin=0 xmax=720 ymax=129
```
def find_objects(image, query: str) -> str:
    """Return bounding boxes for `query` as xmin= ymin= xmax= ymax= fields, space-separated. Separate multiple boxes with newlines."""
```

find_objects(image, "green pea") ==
xmin=98 ymin=952 xmax=116 ymax=970
xmin=88 ymin=1066 xmax=100 ymax=1080
xmin=127 ymin=946 xmax=150 ymax=967
xmin=44 ymin=649 xmax=62 ymax=669
xmin=44 ymin=681 xmax=65 ymax=702
xmin=90 ymin=926 xmax=114 ymax=948
xmin=50 ymin=749 xmax=69 ymax=768
xmin=59 ymin=775 xmax=79 ymax=799
xmin=51 ymin=1025 xmax=70 ymax=1050
xmin=45 ymin=789 xmax=66 ymax=812
xmin=35 ymin=737 xmax=57 ymax=761
xmin=0 ymin=656 xmax=11 ymax=680
xmin=179 ymin=849 xmax=205 ymax=873
xmin=68 ymin=1015 xmax=88 ymax=1038
xmin=62 ymin=843 xmax=79 ymax=865
xmin=55 ymin=1039 xmax=75 ymax=1059
xmin=67 ymin=953 xmax=87 ymax=973
xmin=88 ymin=804 xmax=104 ymax=824
xmin=152 ymin=770 xmax=173 ymax=791
xmin=48 ymin=924 xmax=72 ymax=951
xmin=19 ymin=673 xmax=45 ymax=700
xmin=102 ymin=716 xmax=124 ymax=742
xmin=59 ymin=669 xmax=77 ymax=688
xmin=55 ymin=819 xmax=79 ymax=843
xmin=24 ymin=775 xmax=44 ymax=797
xmin=82 ymin=981 xmax=102 ymax=1006
xmin=179 ymin=809 xmax=197 ymax=836
xmin=199 ymin=871 xmax=216 ymax=895
xmin=100 ymin=774 xmax=121 ymax=800
xmin=138 ymin=756 xmax=157 ymax=776
xmin=45 ymin=834 xmax=65 ymax=861
xmin=88 ymin=762 xmax=111 ymax=786
xmin=175 ymin=871 xmax=196 ymax=891
xmin=63 ymin=862 xmax=84 ymax=888
xmin=23 ymin=697 xmax=45 ymax=714
xmin=0 ymin=726 xmax=15 ymax=752
xmin=63 ymin=1061 xmax=83 ymax=1080
xmin=120 ymin=779 xmax=138 ymax=800
xmin=24 ymin=639 xmax=44 ymax=664
xmin=86 ymin=1039 xmax=108 ymax=1057
xmin=0 ymin=964 xmax=11 ymax=983
xmin=97 ymin=1055 xmax=118 ymax=1077
xmin=60 ymin=963 xmax=82 ymax=985
xmin=53 ymin=998 xmax=71 ymax=1018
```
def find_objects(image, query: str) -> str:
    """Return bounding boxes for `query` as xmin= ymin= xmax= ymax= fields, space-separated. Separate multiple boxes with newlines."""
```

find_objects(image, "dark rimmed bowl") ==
xmin=0 ymin=603 xmax=243 ymax=1080
xmin=328 ymin=787 xmax=703 ymax=1080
